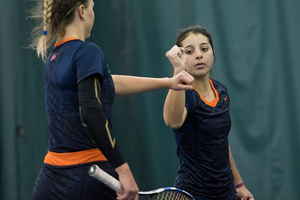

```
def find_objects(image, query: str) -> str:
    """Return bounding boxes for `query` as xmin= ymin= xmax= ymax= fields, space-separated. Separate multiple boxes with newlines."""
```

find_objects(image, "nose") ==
xmin=195 ymin=49 xmax=203 ymax=59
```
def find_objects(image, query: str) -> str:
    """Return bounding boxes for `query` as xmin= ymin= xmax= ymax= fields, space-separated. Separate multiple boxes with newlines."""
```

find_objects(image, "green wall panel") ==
xmin=0 ymin=0 xmax=299 ymax=199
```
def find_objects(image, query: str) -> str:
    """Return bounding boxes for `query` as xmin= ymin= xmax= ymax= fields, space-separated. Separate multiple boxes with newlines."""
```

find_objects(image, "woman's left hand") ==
xmin=236 ymin=185 xmax=254 ymax=200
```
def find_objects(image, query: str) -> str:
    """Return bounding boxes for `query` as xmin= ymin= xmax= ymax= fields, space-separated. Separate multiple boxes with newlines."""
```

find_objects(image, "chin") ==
xmin=194 ymin=72 xmax=210 ymax=79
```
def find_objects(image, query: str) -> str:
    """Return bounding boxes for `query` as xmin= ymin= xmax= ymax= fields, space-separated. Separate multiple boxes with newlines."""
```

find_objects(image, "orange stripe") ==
xmin=44 ymin=148 xmax=107 ymax=166
xmin=54 ymin=38 xmax=80 ymax=47
xmin=194 ymin=79 xmax=219 ymax=108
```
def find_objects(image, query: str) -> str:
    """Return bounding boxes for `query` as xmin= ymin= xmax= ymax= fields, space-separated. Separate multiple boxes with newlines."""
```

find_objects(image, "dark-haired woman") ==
xmin=164 ymin=26 xmax=254 ymax=200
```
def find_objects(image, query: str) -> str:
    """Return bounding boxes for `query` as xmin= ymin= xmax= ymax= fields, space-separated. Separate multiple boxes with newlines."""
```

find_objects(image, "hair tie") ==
xmin=43 ymin=30 xmax=48 ymax=36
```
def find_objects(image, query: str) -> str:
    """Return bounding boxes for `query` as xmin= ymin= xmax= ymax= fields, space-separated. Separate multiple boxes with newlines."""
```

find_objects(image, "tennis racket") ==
xmin=88 ymin=164 xmax=193 ymax=200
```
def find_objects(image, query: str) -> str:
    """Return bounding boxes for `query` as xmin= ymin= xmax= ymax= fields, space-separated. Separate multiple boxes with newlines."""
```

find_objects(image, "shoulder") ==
xmin=72 ymin=41 xmax=109 ymax=82
xmin=76 ymin=41 xmax=104 ymax=57
xmin=211 ymin=79 xmax=229 ymax=93
xmin=211 ymin=79 xmax=226 ymax=88
xmin=72 ymin=41 xmax=107 ymax=67
xmin=210 ymin=79 xmax=231 ymax=105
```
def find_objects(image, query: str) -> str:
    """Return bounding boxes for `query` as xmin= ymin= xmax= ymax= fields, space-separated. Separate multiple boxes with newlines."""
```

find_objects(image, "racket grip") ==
xmin=89 ymin=164 xmax=123 ymax=194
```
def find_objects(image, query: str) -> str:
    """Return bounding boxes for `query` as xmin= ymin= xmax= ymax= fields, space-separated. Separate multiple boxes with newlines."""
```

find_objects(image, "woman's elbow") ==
xmin=164 ymin=118 xmax=182 ymax=129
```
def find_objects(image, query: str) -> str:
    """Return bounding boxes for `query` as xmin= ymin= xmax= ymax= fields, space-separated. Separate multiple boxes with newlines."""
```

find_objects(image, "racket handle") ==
xmin=89 ymin=164 xmax=123 ymax=194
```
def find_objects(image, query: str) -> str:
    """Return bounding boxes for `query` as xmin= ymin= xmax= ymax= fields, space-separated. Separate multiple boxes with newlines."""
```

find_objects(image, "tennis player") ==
xmin=163 ymin=25 xmax=254 ymax=200
xmin=29 ymin=0 xmax=194 ymax=199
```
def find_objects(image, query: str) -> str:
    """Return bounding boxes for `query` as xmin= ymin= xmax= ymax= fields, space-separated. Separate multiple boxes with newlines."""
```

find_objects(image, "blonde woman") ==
xmin=30 ymin=0 xmax=193 ymax=199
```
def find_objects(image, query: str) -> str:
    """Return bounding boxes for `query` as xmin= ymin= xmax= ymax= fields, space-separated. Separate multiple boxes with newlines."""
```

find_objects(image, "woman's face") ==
xmin=181 ymin=33 xmax=214 ymax=79
xmin=84 ymin=0 xmax=95 ymax=39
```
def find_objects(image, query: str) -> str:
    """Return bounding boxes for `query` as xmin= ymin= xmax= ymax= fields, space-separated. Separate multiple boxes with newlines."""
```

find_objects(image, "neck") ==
xmin=57 ymin=19 xmax=85 ymax=42
xmin=192 ymin=77 xmax=210 ymax=92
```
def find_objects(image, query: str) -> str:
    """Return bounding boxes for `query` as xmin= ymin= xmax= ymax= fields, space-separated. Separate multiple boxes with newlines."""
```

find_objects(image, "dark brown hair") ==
xmin=176 ymin=25 xmax=214 ymax=52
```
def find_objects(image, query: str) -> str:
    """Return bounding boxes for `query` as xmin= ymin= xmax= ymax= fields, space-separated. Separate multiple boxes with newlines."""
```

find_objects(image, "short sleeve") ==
xmin=73 ymin=42 xmax=107 ymax=84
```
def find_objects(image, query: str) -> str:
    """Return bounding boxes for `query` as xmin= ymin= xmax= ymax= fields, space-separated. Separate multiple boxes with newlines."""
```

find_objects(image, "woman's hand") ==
xmin=168 ymin=71 xmax=194 ymax=91
xmin=165 ymin=45 xmax=186 ymax=73
xmin=236 ymin=185 xmax=254 ymax=200
xmin=115 ymin=163 xmax=139 ymax=200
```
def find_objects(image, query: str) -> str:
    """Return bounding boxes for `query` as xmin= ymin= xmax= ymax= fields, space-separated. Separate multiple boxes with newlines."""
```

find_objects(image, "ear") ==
xmin=78 ymin=4 xmax=86 ymax=20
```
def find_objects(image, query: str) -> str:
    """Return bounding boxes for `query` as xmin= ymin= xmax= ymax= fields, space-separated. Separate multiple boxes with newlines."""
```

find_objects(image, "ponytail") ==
xmin=35 ymin=0 xmax=53 ymax=61
xmin=29 ymin=0 xmax=89 ymax=62
xmin=30 ymin=0 xmax=55 ymax=62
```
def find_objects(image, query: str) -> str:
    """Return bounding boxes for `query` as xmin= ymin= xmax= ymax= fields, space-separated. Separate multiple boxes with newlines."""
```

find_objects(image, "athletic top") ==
xmin=44 ymin=39 xmax=114 ymax=153
xmin=173 ymin=79 xmax=236 ymax=199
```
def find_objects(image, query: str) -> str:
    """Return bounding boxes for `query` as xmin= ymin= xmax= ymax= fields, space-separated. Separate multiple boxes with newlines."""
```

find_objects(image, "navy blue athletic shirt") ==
xmin=45 ymin=39 xmax=114 ymax=153
xmin=173 ymin=79 xmax=237 ymax=200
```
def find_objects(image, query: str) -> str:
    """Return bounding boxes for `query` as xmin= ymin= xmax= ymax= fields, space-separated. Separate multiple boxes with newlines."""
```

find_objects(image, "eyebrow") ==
xmin=184 ymin=43 xmax=209 ymax=49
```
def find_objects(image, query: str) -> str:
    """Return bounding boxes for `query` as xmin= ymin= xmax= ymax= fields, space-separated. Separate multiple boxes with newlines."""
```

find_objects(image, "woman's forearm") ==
xmin=112 ymin=75 xmax=169 ymax=96
xmin=112 ymin=72 xmax=193 ymax=96
xmin=229 ymin=146 xmax=243 ymax=184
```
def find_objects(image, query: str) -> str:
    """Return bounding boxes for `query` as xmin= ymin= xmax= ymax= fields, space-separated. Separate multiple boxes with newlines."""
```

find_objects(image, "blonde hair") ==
xmin=30 ymin=0 xmax=90 ymax=62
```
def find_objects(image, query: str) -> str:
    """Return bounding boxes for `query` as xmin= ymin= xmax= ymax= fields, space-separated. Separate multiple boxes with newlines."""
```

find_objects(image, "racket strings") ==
xmin=150 ymin=190 xmax=192 ymax=200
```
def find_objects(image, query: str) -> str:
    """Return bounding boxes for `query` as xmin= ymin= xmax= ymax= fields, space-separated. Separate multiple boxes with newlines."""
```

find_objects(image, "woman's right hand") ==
xmin=115 ymin=163 xmax=139 ymax=200
xmin=165 ymin=45 xmax=186 ymax=74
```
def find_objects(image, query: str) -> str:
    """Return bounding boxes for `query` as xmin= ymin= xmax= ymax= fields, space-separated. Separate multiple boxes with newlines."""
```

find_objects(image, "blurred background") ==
xmin=1 ymin=0 xmax=300 ymax=199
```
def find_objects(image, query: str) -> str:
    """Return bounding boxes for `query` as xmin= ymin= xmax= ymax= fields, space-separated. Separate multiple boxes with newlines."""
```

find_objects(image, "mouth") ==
xmin=195 ymin=62 xmax=205 ymax=67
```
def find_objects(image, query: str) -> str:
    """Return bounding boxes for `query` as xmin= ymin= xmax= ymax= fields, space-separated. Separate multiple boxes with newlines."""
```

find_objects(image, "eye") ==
xmin=202 ymin=48 xmax=209 ymax=52
xmin=185 ymin=50 xmax=194 ymax=54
